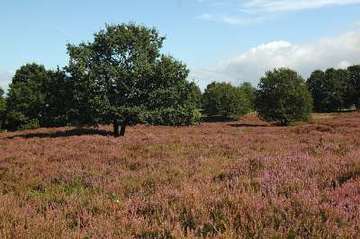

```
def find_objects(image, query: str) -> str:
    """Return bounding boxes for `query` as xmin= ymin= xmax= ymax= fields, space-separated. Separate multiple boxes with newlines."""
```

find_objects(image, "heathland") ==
xmin=0 ymin=112 xmax=359 ymax=238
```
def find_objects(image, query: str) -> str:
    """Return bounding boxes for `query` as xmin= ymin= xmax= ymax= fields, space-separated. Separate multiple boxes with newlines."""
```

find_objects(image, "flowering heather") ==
xmin=0 ymin=113 xmax=360 ymax=238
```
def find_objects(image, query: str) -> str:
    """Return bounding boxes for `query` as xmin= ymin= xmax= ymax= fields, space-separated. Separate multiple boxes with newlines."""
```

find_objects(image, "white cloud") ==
xmin=244 ymin=0 xmax=360 ymax=12
xmin=196 ymin=13 xmax=267 ymax=25
xmin=196 ymin=0 xmax=360 ymax=25
xmin=191 ymin=31 xmax=360 ymax=89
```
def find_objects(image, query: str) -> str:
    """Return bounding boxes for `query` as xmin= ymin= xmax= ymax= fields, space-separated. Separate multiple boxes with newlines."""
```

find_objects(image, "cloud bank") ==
xmin=191 ymin=31 xmax=360 ymax=89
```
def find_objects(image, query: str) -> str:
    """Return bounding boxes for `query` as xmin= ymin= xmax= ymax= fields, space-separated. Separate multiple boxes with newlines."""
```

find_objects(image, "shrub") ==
xmin=142 ymin=107 xmax=201 ymax=126
xmin=255 ymin=68 xmax=313 ymax=126
xmin=4 ymin=111 xmax=40 ymax=131
xmin=18 ymin=118 xmax=40 ymax=130
xmin=202 ymin=82 xmax=252 ymax=119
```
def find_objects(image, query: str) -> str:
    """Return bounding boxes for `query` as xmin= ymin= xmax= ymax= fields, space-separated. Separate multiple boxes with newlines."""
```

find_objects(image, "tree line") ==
xmin=0 ymin=23 xmax=359 ymax=135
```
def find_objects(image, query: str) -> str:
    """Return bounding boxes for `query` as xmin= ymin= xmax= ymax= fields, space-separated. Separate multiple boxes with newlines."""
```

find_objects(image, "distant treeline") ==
xmin=0 ymin=23 xmax=359 ymax=134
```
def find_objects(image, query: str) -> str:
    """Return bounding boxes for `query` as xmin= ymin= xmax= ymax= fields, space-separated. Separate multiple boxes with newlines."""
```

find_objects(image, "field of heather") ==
xmin=0 ymin=113 xmax=360 ymax=238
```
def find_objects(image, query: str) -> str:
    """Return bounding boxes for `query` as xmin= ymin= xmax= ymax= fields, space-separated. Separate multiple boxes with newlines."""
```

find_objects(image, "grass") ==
xmin=0 ymin=112 xmax=360 ymax=238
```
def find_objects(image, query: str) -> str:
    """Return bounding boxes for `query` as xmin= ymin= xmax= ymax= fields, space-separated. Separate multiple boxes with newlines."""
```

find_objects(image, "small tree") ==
xmin=0 ymin=88 xmax=6 ymax=129
xmin=255 ymin=68 xmax=312 ymax=126
xmin=5 ymin=63 xmax=48 ymax=130
xmin=307 ymin=68 xmax=349 ymax=112
xmin=202 ymin=82 xmax=252 ymax=119
xmin=66 ymin=23 xmax=200 ymax=136
xmin=5 ymin=64 xmax=72 ymax=130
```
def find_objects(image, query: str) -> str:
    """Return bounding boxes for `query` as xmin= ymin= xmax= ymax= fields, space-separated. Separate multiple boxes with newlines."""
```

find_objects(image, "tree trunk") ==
xmin=120 ymin=117 xmax=128 ymax=136
xmin=113 ymin=120 xmax=121 ymax=137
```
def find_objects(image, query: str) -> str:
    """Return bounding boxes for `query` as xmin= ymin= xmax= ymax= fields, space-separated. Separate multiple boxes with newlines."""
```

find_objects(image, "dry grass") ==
xmin=0 ymin=112 xmax=360 ymax=238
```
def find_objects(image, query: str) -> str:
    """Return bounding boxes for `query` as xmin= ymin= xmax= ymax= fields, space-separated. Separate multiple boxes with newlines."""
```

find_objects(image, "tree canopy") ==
xmin=202 ymin=82 xmax=253 ymax=119
xmin=4 ymin=63 xmax=71 ymax=130
xmin=5 ymin=63 xmax=48 ymax=130
xmin=66 ymin=23 xmax=200 ymax=133
xmin=255 ymin=68 xmax=313 ymax=126
xmin=307 ymin=68 xmax=351 ymax=112
xmin=347 ymin=65 xmax=360 ymax=109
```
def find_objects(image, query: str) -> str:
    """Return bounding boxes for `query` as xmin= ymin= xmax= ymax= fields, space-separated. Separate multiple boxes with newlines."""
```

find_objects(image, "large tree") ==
xmin=66 ymin=23 xmax=200 ymax=136
xmin=255 ymin=68 xmax=313 ymax=126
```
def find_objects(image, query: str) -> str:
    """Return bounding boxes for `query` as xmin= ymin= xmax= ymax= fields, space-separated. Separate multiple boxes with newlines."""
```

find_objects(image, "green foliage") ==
xmin=4 ymin=111 xmax=28 ymax=131
xmin=5 ymin=63 xmax=48 ymax=130
xmin=239 ymin=82 xmax=256 ymax=112
xmin=255 ymin=68 xmax=313 ymax=126
xmin=4 ymin=64 xmax=72 ymax=130
xmin=66 ymin=23 xmax=200 ymax=126
xmin=0 ymin=88 xmax=6 ymax=129
xmin=202 ymin=82 xmax=252 ymax=119
xmin=142 ymin=107 xmax=201 ymax=126
xmin=307 ymin=68 xmax=350 ymax=112
xmin=347 ymin=65 xmax=360 ymax=109
xmin=42 ymin=69 xmax=73 ymax=126
xmin=18 ymin=118 xmax=40 ymax=130
xmin=189 ymin=84 xmax=202 ymax=109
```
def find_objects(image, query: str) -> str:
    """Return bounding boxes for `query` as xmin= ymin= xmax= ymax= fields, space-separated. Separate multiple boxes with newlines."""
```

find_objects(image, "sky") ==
xmin=1 ymin=0 xmax=360 ymax=91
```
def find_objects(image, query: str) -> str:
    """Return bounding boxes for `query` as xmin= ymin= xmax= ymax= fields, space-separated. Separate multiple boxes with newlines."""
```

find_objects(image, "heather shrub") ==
xmin=255 ymin=68 xmax=313 ymax=125
xmin=0 ymin=112 xmax=360 ymax=237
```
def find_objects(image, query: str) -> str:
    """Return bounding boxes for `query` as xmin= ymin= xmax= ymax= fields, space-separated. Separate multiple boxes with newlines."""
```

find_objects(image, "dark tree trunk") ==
xmin=113 ymin=120 xmax=121 ymax=137
xmin=120 ymin=117 xmax=128 ymax=136
xmin=113 ymin=117 xmax=128 ymax=137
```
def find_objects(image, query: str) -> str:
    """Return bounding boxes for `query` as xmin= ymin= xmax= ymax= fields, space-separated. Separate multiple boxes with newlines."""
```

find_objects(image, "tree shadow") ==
xmin=228 ymin=123 xmax=270 ymax=128
xmin=201 ymin=115 xmax=237 ymax=123
xmin=5 ymin=128 xmax=113 ymax=139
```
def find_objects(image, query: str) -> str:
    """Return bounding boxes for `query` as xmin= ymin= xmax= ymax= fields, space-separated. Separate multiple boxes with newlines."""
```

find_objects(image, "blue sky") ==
xmin=1 ymin=0 xmax=360 ymax=90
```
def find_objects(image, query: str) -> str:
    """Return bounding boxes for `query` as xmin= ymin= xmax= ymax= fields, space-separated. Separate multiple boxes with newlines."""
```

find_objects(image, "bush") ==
xmin=4 ymin=111 xmax=40 ymax=131
xmin=18 ymin=118 xmax=40 ymax=130
xmin=142 ymin=107 xmax=201 ymax=126
xmin=255 ymin=68 xmax=313 ymax=126
xmin=202 ymin=82 xmax=253 ymax=119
